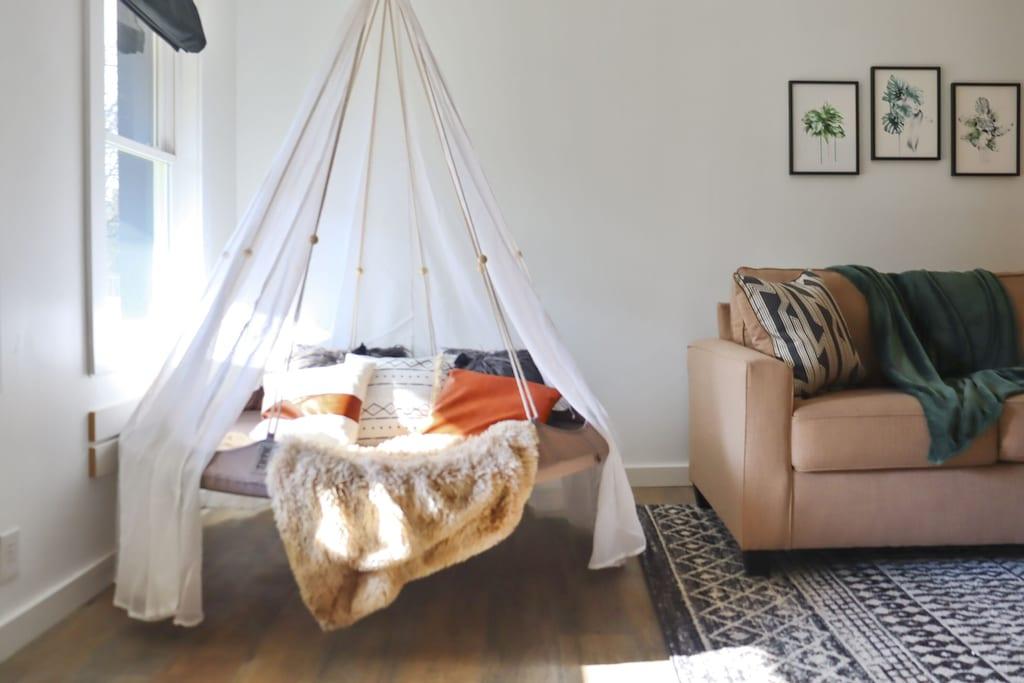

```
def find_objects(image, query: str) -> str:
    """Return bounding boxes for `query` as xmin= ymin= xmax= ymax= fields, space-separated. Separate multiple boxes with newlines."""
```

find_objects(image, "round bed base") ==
xmin=200 ymin=416 xmax=609 ymax=499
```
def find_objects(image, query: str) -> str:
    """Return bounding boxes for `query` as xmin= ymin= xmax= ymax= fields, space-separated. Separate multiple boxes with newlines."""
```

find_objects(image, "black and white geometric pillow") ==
xmin=735 ymin=270 xmax=864 ymax=397
xmin=356 ymin=356 xmax=440 ymax=444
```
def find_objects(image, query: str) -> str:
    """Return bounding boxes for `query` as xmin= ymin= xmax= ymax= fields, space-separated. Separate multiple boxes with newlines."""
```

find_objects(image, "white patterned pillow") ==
xmin=355 ymin=355 xmax=444 ymax=444
xmin=734 ymin=270 xmax=865 ymax=397
xmin=251 ymin=355 xmax=377 ymax=445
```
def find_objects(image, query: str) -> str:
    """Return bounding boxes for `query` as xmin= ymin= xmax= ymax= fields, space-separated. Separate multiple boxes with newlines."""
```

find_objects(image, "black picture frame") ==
xmin=951 ymin=82 xmax=1021 ymax=177
xmin=789 ymin=80 xmax=860 ymax=175
xmin=870 ymin=66 xmax=941 ymax=160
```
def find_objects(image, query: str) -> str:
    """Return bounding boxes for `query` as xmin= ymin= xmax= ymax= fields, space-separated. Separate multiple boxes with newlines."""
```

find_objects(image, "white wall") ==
xmin=199 ymin=0 xmax=238 ymax=272
xmin=0 ymin=0 xmax=236 ymax=660
xmin=0 ymin=0 xmax=120 ymax=658
xmin=232 ymin=0 xmax=1024 ymax=470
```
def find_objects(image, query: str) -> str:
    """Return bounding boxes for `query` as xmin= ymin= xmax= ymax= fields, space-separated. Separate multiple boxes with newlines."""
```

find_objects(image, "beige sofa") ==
xmin=687 ymin=268 xmax=1024 ymax=574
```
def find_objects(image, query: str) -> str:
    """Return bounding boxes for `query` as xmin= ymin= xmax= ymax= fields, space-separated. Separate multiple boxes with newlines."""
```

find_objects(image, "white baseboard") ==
xmin=626 ymin=463 xmax=691 ymax=488
xmin=0 ymin=552 xmax=115 ymax=663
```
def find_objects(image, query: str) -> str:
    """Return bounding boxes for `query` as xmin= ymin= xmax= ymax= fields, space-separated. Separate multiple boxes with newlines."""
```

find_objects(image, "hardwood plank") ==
xmin=0 ymin=487 xmax=685 ymax=682
xmin=633 ymin=486 xmax=694 ymax=506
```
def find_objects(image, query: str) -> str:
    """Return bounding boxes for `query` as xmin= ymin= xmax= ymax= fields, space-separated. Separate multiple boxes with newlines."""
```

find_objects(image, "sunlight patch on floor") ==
xmin=582 ymin=647 xmax=783 ymax=683
xmin=201 ymin=499 xmax=271 ymax=525
xmin=675 ymin=646 xmax=784 ymax=682
xmin=581 ymin=659 xmax=676 ymax=683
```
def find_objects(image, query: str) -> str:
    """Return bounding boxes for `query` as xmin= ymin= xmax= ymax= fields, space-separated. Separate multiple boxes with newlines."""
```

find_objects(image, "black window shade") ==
xmin=119 ymin=0 xmax=206 ymax=53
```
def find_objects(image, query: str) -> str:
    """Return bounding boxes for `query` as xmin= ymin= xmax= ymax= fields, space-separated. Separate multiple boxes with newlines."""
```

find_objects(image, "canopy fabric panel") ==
xmin=120 ymin=0 xmax=207 ymax=53
xmin=114 ymin=0 xmax=644 ymax=627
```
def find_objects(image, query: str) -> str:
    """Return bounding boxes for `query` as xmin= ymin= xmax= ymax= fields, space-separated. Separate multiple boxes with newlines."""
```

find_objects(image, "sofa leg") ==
xmin=742 ymin=551 xmax=771 ymax=577
xmin=693 ymin=485 xmax=711 ymax=510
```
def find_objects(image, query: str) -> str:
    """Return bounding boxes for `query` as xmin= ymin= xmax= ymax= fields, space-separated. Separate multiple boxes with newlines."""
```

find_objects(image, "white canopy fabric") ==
xmin=114 ymin=0 xmax=644 ymax=627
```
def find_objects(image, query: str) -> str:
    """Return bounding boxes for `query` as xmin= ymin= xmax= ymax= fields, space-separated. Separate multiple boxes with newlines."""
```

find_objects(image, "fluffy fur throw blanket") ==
xmin=266 ymin=420 xmax=539 ymax=629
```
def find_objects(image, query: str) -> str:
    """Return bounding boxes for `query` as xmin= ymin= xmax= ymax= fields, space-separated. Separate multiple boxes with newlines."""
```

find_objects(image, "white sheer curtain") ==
xmin=115 ymin=0 xmax=643 ymax=627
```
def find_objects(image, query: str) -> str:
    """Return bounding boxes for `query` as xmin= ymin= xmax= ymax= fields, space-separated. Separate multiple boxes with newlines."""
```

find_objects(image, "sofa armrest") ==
xmin=687 ymin=338 xmax=794 ymax=550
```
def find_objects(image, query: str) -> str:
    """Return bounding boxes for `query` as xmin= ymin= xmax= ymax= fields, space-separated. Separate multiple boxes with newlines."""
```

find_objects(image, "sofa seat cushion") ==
xmin=792 ymin=388 xmax=997 ymax=472
xmin=999 ymin=394 xmax=1024 ymax=463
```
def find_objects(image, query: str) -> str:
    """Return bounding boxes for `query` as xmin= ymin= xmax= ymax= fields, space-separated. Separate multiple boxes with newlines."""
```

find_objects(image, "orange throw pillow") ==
xmin=424 ymin=369 xmax=562 ymax=436
xmin=262 ymin=394 xmax=363 ymax=422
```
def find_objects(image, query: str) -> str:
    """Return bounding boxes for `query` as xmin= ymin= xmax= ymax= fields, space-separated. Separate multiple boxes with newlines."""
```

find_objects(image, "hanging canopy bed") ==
xmin=114 ymin=0 xmax=644 ymax=628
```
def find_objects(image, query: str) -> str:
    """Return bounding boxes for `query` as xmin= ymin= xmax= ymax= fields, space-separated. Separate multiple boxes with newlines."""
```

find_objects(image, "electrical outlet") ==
xmin=0 ymin=528 xmax=19 ymax=584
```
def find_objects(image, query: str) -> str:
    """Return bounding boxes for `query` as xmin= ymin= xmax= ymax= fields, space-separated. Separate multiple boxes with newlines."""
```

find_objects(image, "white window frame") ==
xmin=85 ymin=0 xmax=203 ymax=377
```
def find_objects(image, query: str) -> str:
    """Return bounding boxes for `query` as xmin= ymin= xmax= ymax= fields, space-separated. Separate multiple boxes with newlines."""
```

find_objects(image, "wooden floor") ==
xmin=0 ymin=487 xmax=691 ymax=683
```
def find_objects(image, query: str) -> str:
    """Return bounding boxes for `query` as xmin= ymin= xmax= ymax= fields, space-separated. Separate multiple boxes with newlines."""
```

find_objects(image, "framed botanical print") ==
xmin=871 ymin=66 xmax=940 ymax=160
xmin=789 ymin=81 xmax=859 ymax=175
xmin=951 ymin=82 xmax=1021 ymax=176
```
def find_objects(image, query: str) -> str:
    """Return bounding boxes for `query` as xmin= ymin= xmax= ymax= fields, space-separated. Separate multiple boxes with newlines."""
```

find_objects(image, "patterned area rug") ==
xmin=639 ymin=504 xmax=1024 ymax=683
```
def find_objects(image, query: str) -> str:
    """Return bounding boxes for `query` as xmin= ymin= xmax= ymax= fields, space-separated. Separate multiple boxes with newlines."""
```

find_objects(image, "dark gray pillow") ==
xmin=443 ymin=348 xmax=585 ymax=425
xmin=292 ymin=344 xmax=410 ymax=369
xmin=446 ymin=349 xmax=544 ymax=384
xmin=292 ymin=345 xmax=345 ymax=369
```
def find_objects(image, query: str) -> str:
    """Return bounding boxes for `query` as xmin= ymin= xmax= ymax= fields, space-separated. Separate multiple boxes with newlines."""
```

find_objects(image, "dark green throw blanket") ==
xmin=830 ymin=266 xmax=1024 ymax=464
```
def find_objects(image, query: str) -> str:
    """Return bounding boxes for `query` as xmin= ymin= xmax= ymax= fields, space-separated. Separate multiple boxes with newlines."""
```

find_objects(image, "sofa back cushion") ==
xmin=1000 ymin=272 xmax=1024 ymax=359
xmin=729 ymin=269 xmax=1024 ymax=379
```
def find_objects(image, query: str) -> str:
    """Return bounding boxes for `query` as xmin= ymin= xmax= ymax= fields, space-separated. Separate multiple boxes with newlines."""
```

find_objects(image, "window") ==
xmin=87 ymin=0 xmax=202 ymax=375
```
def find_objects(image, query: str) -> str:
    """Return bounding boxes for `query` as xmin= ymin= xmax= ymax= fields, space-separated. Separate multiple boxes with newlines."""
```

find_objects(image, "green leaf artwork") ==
xmin=802 ymin=102 xmax=846 ymax=165
xmin=960 ymin=97 xmax=1013 ymax=152
xmin=881 ymin=75 xmax=924 ymax=153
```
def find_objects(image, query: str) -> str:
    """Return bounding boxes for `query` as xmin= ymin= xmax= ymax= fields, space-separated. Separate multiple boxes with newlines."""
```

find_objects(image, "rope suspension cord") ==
xmin=346 ymin=0 xmax=392 ymax=352
xmin=391 ymin=22 xmax=436 ymax=356
xmin=197 ymin=0 xmax=379 ymax=433
xmin=388 ymin=2 xmax=438 ymax=357
xmin=394 ymin=0 xmax=538 ymax=420
xmin=269 ymin=0 xmax=384 ymax=438
xmin=401 ymin=6 xmax=532 ymax=284
xmin=395 ymin=0 xmax=537 ymax=420
xmin=393 ymin=2 xmax=539 ymax=403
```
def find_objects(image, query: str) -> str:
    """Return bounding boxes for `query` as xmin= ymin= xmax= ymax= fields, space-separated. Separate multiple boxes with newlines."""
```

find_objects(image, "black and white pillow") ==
xmin=354 ymin=355 xmax=441 ymax=444
xmin=735 ymin=270 xmax=864 ymax=397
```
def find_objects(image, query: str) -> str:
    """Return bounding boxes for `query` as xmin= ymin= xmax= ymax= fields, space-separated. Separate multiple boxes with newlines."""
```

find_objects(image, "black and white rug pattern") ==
xmin=639 ymin=504 xmax=1024 ymax=683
